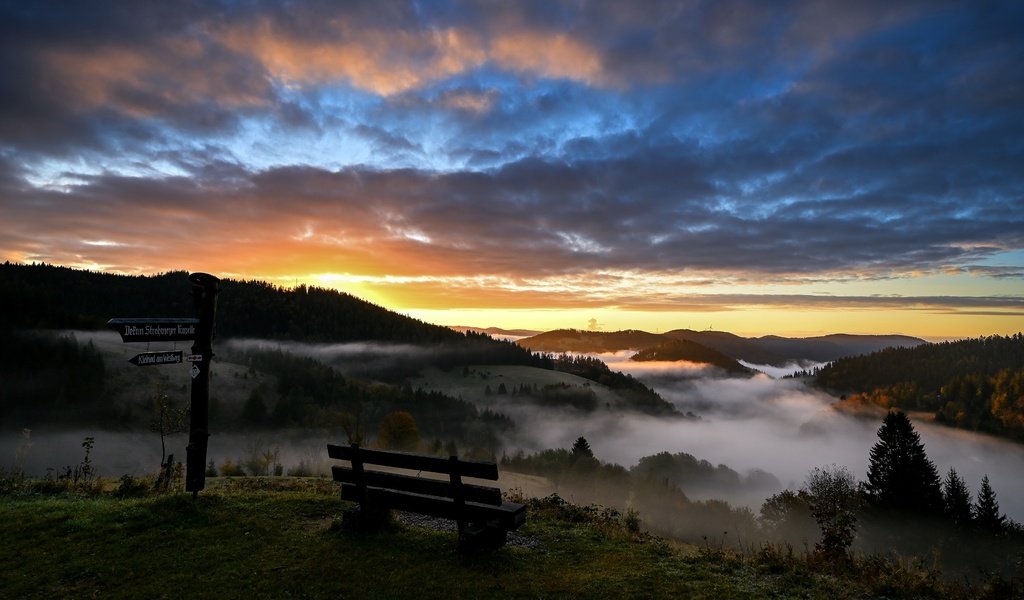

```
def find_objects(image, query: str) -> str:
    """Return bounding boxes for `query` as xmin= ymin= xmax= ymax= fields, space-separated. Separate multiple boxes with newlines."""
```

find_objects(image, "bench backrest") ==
xmin=327 ymin=443 xmax=503 ymax=506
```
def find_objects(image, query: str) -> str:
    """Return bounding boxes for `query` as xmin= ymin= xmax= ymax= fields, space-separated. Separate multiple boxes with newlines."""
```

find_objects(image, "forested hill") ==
xmin=2 ymin=262 xmax=459 ymax=345
xmin=631 ymin=339 xmax=752 ymax=376
xmin=518 ymin=326 xmax=926 ymax=367
xmin=664 ymin=330 xmax=926 ymax=366
xmin=814 ymin=334 xmax=1024 ymax=440
xmin=518 ymin=329 xmax=669 ymax=353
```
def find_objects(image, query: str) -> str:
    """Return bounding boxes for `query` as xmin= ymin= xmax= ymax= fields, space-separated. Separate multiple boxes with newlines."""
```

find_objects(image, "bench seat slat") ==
xmin=340 ymin=483 xmax=527 ymax=530
xmin=327 ymin=444 xmax=499 ymax=480
xmin=331 ymin=466 xmax=503 ymax=505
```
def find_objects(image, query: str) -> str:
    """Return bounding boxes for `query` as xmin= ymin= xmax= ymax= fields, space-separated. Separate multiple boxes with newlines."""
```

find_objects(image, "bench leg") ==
xmin=458 ymin=522 xmax=508 ymax=552
xmin=341 ymin=504 xmax=392 ymax=533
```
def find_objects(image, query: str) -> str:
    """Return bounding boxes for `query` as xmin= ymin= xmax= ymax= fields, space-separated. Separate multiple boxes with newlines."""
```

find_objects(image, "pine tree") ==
xmin=571 ymin=436 xmax=594 ymax=459
xmin=864 ymin=411 xmax=943 ymax=514
xmin=974 ymin=475 xmax=1005 ymax=533
xmin=569 ymin=436 xmax=598 ymax=473
xmin=942 ymin=468 xmax=973 ymax=527
xmin=241 ymin=389 xmax=267 ymax=425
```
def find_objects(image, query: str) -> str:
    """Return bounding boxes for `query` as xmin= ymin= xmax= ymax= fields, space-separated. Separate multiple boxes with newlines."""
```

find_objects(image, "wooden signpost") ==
xmin=106 ymin=272 xmax=220 ymax=497
xmin=185 ymin=272 xmax=219 ymax=496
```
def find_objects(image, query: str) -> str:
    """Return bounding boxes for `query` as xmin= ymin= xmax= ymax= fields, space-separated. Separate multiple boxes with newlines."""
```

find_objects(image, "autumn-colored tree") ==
xmin=805 ymin=465 xmax=859 ymax=562
xmin=759 ymin=489 xmax=818 ymax=543
xmin=377 ymin=411 xmax=420 ymax=451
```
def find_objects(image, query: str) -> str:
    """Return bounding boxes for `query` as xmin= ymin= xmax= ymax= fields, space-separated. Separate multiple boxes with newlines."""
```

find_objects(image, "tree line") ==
xmin=762 ymin=410 xmax=1019 ymax=569
xmin=229 ymin=346 xmax=513 ymax=454
xmin=503 ymin=410 xmax=1021 ymax=573
xmin=0 ymin=262 xmax=470 ymax=344
xmin=811 ymin=333 xmax=1024 ymax=440
xmin=0 ymin=329 xmax=116 ymax=426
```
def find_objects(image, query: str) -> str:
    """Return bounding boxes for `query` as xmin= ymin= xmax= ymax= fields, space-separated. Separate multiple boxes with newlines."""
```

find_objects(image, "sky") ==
xmin=1 ymin=0 xmax=1022 ymax=337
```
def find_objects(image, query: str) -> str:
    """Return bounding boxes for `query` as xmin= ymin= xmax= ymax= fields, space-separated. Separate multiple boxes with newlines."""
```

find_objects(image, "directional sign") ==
xmin=107 ymin=318 xmax=199 ymax=342
xmin=129 ymin=351 xmax=183 ymax=367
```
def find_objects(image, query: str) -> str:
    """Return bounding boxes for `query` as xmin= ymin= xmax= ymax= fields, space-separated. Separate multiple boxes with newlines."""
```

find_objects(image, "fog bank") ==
xmin=3 ymin=341 xmax=1022 ymax=522
xmin=501 ymin=355 xmax=1024 ymax=520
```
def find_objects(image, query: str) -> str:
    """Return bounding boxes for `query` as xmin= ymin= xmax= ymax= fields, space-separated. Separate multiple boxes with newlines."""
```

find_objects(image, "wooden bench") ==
xmin=327 ymin=443 xmax=527 ymax=551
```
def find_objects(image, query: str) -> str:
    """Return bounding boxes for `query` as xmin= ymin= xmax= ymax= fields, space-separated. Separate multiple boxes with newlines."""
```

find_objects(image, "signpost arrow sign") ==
xmin=107 ymin=318 xmax=199 ymax=343
xmin=107 ymin=272 xmax=219 ymax=498
xmin=128 ymin=351 xmax=183 ymax=367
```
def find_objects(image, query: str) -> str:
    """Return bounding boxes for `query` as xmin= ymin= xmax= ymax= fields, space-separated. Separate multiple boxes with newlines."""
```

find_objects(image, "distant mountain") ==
xmin=517 ymin=329 xmax=666 ymax=353
xmin=665 ymin=330 xmax=927 ymax=366
xmin=518 ymin=326 xmax=926 ymax=367
xmin=630 ymin=339 xmax=752 ymax=376
xmin=662 ymin=330 xmax=786 ymax=365
xmin=450 ymin=326 xmax=543 ymax=337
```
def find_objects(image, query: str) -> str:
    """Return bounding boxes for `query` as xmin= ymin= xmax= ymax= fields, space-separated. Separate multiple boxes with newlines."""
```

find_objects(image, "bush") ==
xmin=220 ymin=457 xmax=245 ymax=477
xmin=377 ymin=411 xmax=420 ymax=451
xmin=0 ymin=467 xmax=26 ymax=495
xmin=113 ymin=474 xmax=151 ymax=498
xmin=285 ymin=462 xmax=312 ymax=477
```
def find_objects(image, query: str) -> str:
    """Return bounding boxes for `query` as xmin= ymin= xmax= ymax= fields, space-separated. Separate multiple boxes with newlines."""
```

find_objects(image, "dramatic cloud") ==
xmin=1 ymin=1 xmax=1021 ymax=333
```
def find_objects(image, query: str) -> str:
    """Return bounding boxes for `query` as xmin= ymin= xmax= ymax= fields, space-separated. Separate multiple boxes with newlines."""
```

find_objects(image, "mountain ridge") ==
xmin=520 ymin=327 xmax=927 ymax=367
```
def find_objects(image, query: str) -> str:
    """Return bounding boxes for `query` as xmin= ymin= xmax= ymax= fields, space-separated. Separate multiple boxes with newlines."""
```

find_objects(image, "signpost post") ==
xmin=106 ymin=272 xmax=220 ymax=498
xmin=185 ymin=273 xmax=219 ymax=496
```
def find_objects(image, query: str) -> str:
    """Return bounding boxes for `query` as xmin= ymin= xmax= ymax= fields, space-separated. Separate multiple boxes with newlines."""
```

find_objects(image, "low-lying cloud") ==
xmin=3 ymin=341 xmax=1022 ymax=522
xmin=222 ymin=338 xmax=438 ymax=377
xmin=499 ymin=356 xmax=1024 ymax=520
xmin=739 ymin=360 xmax=827 ymax=379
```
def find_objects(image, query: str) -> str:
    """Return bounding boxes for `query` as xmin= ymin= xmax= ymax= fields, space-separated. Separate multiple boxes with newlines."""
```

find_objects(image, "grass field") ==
xmin=0 ymin=477 xmax=1005 ymax=599
xmin=410 ymin=364 xmax=622 ymax=409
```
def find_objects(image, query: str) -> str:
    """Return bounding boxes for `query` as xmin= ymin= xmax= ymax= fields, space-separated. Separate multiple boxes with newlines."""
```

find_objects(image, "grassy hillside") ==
xmin=0 ymin=481 xmax=1001 ymax=599
xmin=411 ymin=365 xmax=622 ymax=409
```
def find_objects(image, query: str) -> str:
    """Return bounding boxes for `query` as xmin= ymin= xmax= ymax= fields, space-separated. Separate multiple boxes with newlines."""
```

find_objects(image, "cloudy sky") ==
xmin=1 ymin=1 xmax=1022 ymax=336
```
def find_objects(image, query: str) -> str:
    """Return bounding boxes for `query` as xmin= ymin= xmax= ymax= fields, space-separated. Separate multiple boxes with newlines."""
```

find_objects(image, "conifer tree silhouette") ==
xmin=864 ymin=411 xmax=943 ymax=514
xmin=974 ymin=475 xmax=1005 ymax=533
xmin=942 ymin=468 xmax=973 ymax=527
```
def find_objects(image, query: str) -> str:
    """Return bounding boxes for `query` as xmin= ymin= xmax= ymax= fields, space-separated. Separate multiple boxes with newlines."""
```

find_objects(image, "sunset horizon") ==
xmin=2 ymin=1 xmax=1021 ymax=341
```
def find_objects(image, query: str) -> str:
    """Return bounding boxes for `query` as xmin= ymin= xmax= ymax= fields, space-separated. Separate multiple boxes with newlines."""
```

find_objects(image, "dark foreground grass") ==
xmin=0 ymin=479 xmax=1009 ymax=599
